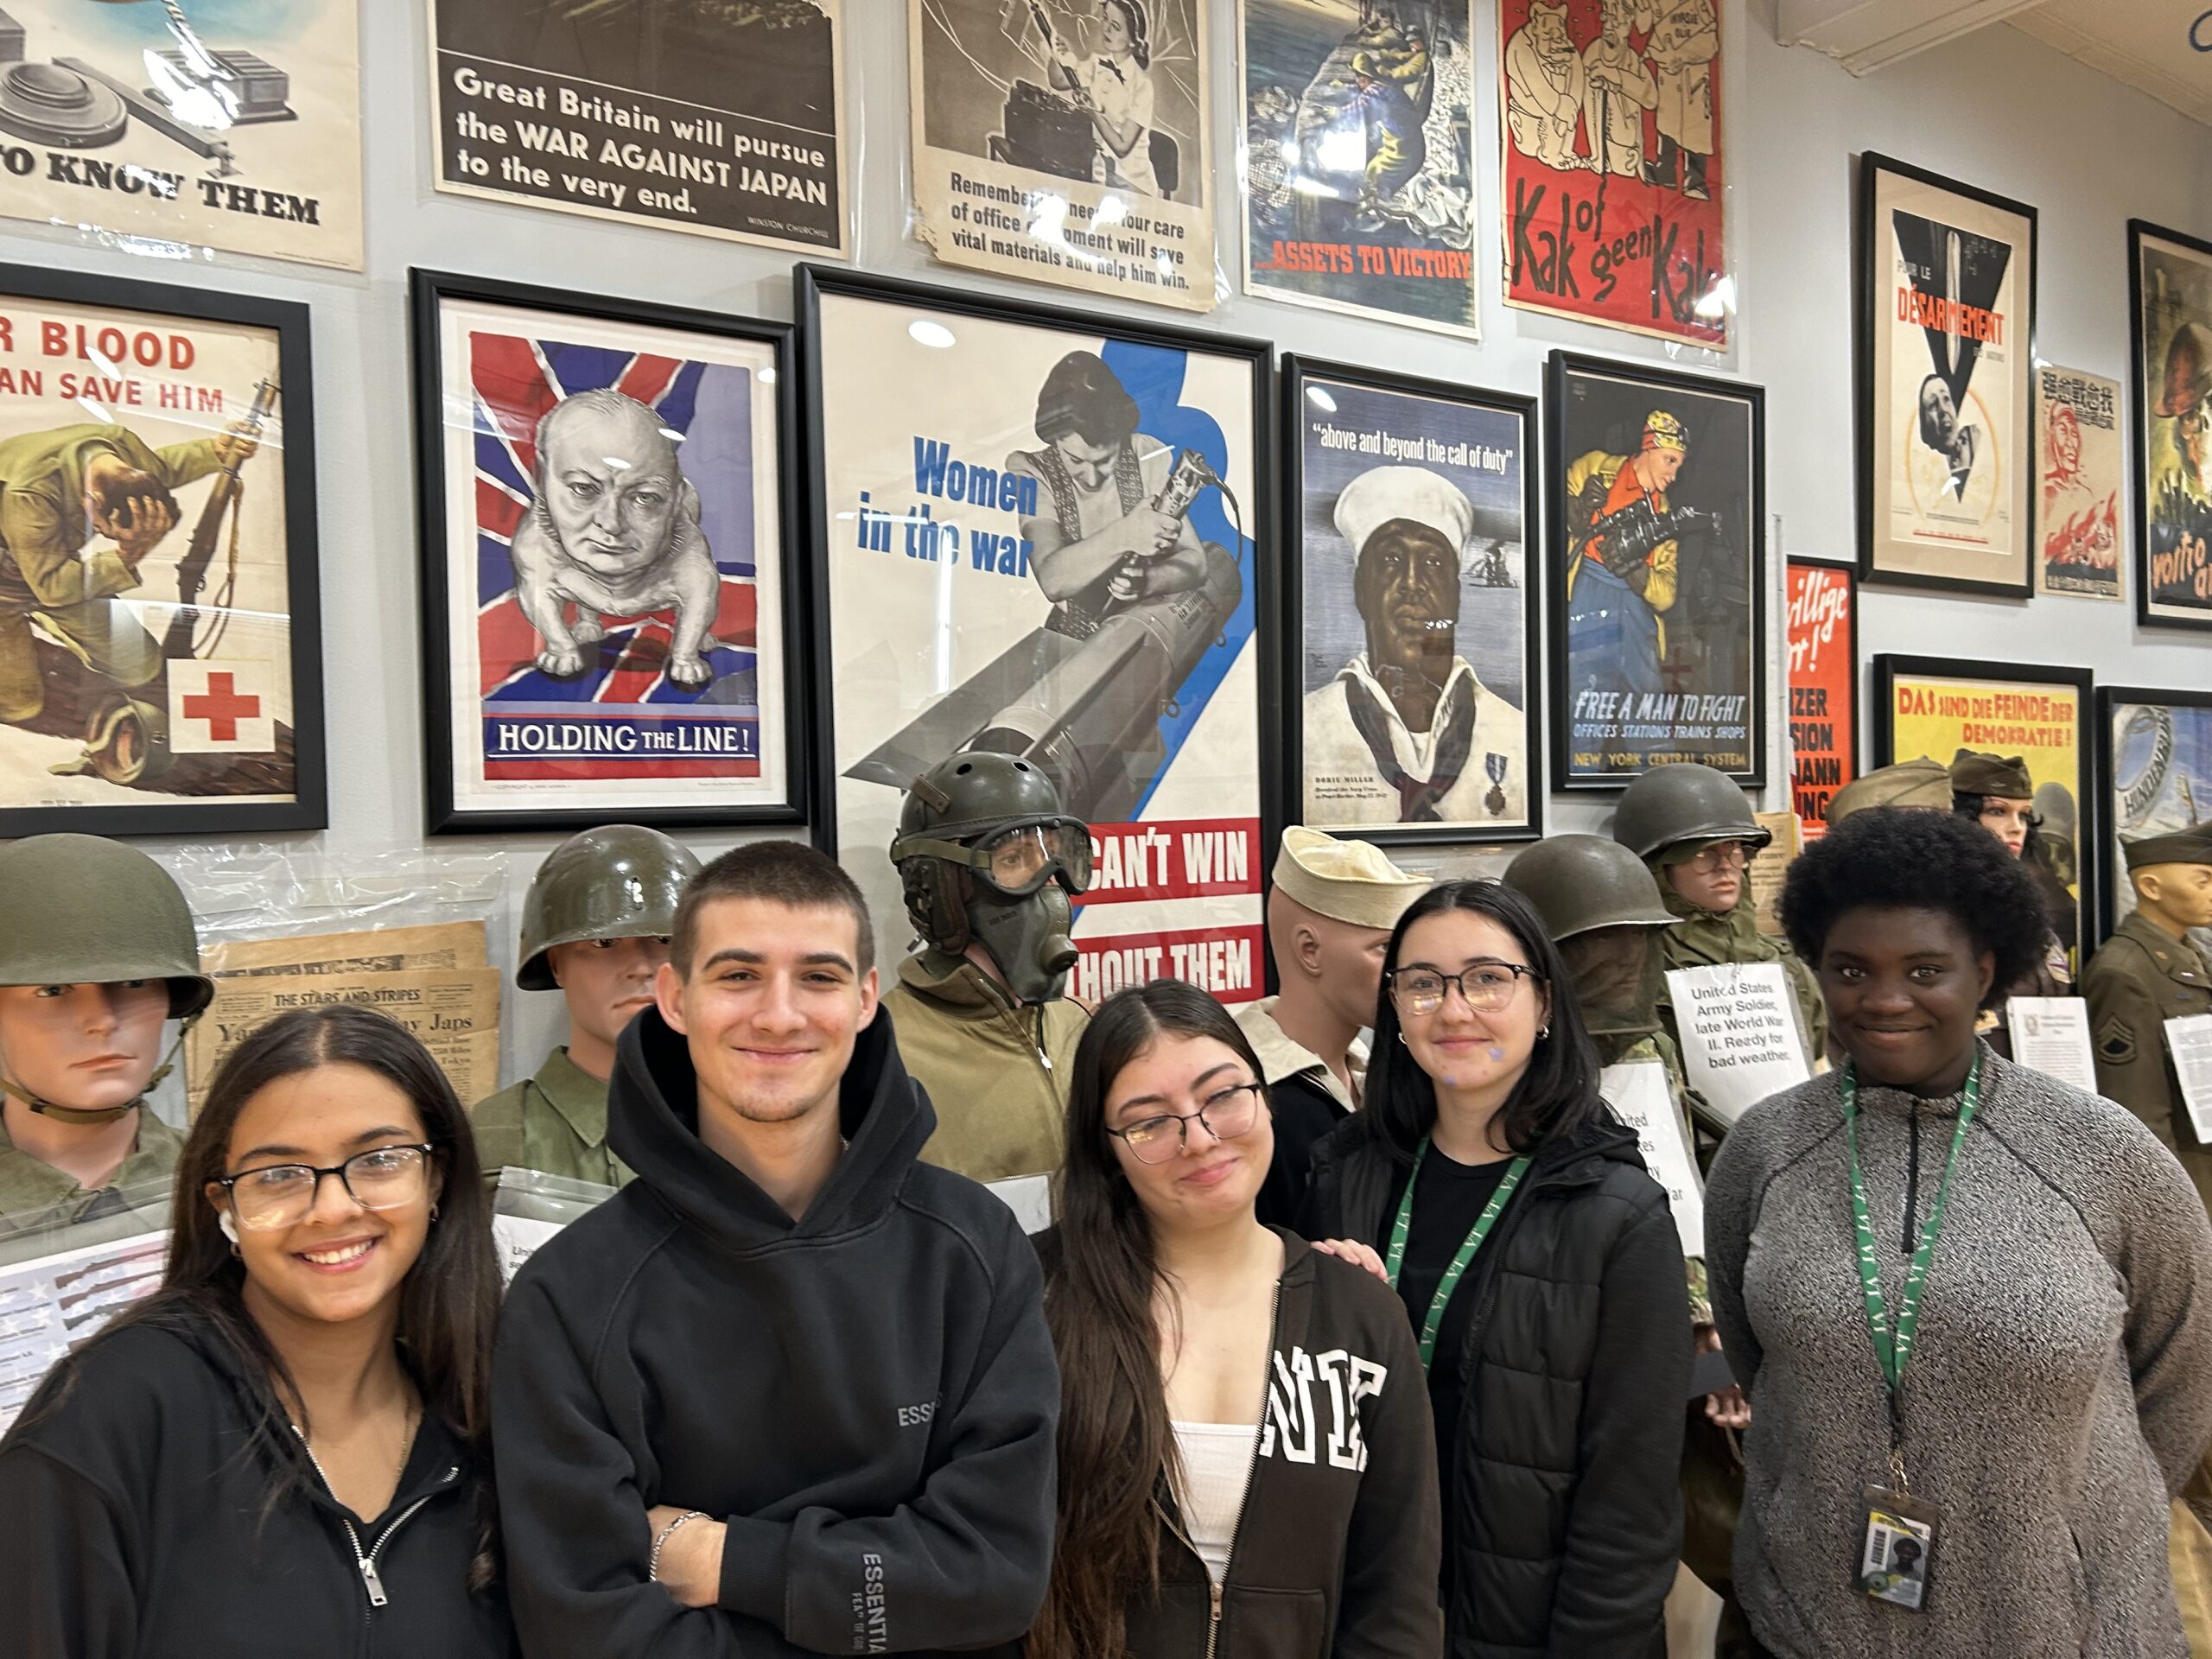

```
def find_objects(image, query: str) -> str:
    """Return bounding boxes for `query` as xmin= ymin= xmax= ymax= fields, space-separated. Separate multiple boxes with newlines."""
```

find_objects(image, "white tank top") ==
xmin=1170 ymin=1421 xmax=1259 ymax=1584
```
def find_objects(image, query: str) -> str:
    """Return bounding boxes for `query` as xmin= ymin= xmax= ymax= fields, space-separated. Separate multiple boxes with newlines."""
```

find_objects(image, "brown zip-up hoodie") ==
xmin=1042 ymin=1228 xmax=1444 ymax=1658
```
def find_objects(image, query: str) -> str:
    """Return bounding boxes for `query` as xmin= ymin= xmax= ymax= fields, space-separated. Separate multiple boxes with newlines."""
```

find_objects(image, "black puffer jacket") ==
xmin=1301 ymin=1112 xmax=1689 ymax=1659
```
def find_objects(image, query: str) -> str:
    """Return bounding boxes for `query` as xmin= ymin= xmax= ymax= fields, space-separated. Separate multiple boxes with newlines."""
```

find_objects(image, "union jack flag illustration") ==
xmin=470 ymin=330 xmax=761 ymax=781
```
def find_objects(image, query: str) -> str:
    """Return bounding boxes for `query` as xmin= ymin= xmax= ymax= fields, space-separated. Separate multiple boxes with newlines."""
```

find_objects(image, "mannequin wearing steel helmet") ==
xmin=474 ymin=825 xmax=701 ymax=1188
xmin=883 ymin=751 xmax=1092 ymax=1189
xmin=0 ymin=835 xmax=212 ymax=1225
xmin=1613 ymin=761 xmax=1827 ymax=1071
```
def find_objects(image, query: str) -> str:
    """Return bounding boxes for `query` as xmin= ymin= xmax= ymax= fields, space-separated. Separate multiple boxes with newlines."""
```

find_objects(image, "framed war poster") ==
xmin=2034 ymin=364 xmax=2123 ymax=602
xmin=0 ymin=265 xmax=324 ymax=838
xmin=1858 ymin=156 xmax=2036 ymax=597
xmin=2096 ymin=685 xmax=2212 ymax=951
xmin=1547 ymin=350 xmax=1764 ymax=789
xmin=909 ymin=0 xmax=1216 ymax=312
xmin=411 ymin=270 xmax=803 ymax=833
xmin=2129 ymin=220 xmax=2212 ymax=630
xmin=1241 ymin=0 xmax=1479 ymax=338
xmin=1284 ymin=357 xmax=1540 ymax=842
xmin=1785 ymin=560 xmax=1854 ymax=839
xmin=0 ymin=1 xmax=362 ymax=270
xmin=427 ymin=0 xmax=848 ymax=255
xmin=801 ymin=266 xmax=1273 ymax=1004
xmin=1875 ymin=654 xmax=2092 ymax=960
xmin=1497 ymin=0 xmax=1729 ymax=348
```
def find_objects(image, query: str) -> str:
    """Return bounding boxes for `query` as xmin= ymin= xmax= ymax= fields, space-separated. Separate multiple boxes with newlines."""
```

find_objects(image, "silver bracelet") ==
xmin=650 ymin=1510 xmax=708 ymax=1584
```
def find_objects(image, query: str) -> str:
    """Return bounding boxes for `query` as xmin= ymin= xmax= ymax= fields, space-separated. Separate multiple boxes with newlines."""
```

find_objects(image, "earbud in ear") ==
xmin=219 ymin=1211 xmax=239 ymax=1246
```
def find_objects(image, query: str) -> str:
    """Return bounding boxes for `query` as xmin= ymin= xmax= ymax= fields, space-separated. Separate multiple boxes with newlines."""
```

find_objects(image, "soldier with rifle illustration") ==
xmin=1563 ymin=407 xmax=1713 ymax=702
xmin=0 ymin=383 xmax=274 ymax=785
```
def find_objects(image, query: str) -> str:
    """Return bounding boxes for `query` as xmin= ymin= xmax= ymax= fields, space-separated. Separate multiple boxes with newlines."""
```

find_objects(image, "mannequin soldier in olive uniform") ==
xmin=2083 ymin=824 xmax=2212 ymax=1213
xmin=0 ymin=835 xmax=211 ymax=1227
xmin=1950 ymin=748 xmax=2075 ymax=1057
xmin=1235 ymin=825 xmax=1428 ymax=1228
xmin=884 ymin=752 xmax=1093 ymax=1191
xmin=1613 ymin=762 xmax=1826 ymax=1064
xmin=1505 ymin=831 xmax=1753 ymax=1656
xmin=473 ymin=824 xmax=701 ymax=1187
xmin=1824 ymin=754 xmax=1950 ymax=824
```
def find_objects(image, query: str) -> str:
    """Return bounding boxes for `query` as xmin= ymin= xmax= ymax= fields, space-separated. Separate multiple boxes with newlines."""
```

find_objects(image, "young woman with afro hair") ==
xmin=1702 ymin=806 xmax=2212 ymax=1658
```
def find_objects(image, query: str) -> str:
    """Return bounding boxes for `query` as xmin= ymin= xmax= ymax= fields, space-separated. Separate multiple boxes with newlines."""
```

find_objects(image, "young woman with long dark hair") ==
xmin=1302 ymin=880 xmax=1689 ymax=1656
xmin=0 ymin=1005 xmax=510 ymax=1656
xmin=1032 ymin=978 xmax=1441 ymax=1659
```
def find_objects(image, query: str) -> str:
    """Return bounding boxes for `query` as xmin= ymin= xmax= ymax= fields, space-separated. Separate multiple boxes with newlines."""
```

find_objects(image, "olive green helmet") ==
xmin=1503 ymin=835 xmax=1675 ymax=942
xmin=517 ymin=825 xmax=702 ymax=990
xmin=891 ymin=751 xmax=1088 ymax=951
xmin=1611 ymin=762 xmax=1770 ymax=862
xmin=0 ymin=835 xmax=210 ymax=1018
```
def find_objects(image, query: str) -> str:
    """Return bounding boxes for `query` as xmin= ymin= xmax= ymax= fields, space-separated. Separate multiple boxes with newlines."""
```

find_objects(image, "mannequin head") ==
xmin=1262 ymin=828 xmax=1429 ymax=1061
xmin=2133 ymin=862 xmax=2212 ymax=938
xmin=0 ymin=981 xmax=171 ymax=1121
xmin=1265 ymin=887 xmax=1392 ymax=1037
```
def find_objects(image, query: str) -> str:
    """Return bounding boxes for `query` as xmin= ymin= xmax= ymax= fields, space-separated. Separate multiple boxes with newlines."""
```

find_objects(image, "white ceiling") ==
xmin=1775 ymin=0 xmax=2212 ymax=128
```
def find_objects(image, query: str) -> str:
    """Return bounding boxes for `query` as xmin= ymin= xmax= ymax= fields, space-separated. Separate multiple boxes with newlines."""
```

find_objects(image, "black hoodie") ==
xmin=492 ymin=1005 xmax=1058 ymax=1658
xmin=0 ymin=1306 xmax=511 ymax=1659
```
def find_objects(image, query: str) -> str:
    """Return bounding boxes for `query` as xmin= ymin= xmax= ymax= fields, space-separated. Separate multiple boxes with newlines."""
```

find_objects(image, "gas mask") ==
xmin=896 ymin=819 xmax=1092 ymax=1007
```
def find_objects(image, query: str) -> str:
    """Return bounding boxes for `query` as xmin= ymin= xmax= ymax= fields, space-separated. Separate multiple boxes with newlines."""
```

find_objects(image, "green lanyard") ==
xmin=1384 ymin=1140 xmax=1533 ymax=1370
xmin=1842 ymin=1056 xmax=1981 ymax=1396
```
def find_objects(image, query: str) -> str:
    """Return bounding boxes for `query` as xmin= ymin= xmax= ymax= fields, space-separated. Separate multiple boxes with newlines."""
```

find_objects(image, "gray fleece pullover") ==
xmin=1705 ymin=1046 xmax=2212 ymax=1657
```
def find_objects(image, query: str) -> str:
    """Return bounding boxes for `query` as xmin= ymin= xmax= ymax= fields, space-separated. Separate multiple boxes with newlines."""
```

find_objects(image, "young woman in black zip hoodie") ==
xmin=0 ymin=1005 xmax=512 ymax=1658
xmin=1032 ymin=979 xmax=1442 ymax=1659
xmin=1301 ymin=880 xmax=1689 ymax=1659
xmin=493 ymin=842 xmax=1059 ymax=1658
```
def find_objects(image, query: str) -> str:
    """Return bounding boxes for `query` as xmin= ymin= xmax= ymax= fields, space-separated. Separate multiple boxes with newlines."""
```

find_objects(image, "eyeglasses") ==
xmin=1388 ymin=963 xmax=1544 ymax=1017
xmin=1106 ymin=1082 xmax=1264 ymax=1165
xmin=1682 ymin=842 xmax=1753 ymax=874
xmin=213 ymin=1144 xmax=436 ymax=1232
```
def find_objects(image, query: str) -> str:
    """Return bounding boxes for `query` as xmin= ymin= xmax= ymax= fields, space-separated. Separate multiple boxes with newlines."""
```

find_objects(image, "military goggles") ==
xmin=893 ymin=817 xmax=1093 ymax=897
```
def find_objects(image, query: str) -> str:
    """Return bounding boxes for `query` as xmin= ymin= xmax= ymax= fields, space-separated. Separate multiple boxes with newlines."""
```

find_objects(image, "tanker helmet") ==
xmin=891 ymin=752 xmax=1090 ymax=1004
xmin=1612 ymin=763 xmax=1770 ymax=863
xmin=1503 ymin=835 xmax=1675 ymax=943
xmin=0 ymin=835 xmax=210 ymax=1018
xmin=517 ymin=824 xmax=703 ymax=990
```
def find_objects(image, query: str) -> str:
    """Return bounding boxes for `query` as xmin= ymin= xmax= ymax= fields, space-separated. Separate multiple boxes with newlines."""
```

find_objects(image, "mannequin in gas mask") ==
xmin=474 ymin=823 xmax=701 ymax=1187
xmin=0 ymin=834 xmax=212 ymax=1226
xmin=1504 ymin=831 xmax=1752 ymax=1654
xmin=1236 ymin=824 xmax=1428 ymax=1228
xmin=884 ymin=751 xmax=1093 ymax=1184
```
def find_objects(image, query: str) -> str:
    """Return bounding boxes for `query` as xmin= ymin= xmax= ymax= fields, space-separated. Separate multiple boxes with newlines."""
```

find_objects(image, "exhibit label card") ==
xmin=1599 ymin=1059 xmax=1703 ymax=1257
xmin=1665 ymin=962 xmax=1811 ymax=1126
xmin=0 ymin=2 xmax=362 ymax=269
xmin=2005 ymin=997 xmax=2098 ymax=1094
xmin=2034 ymin=364 xmax=2123 ymax=601
xmin=427 ymin=0 xmax=849 ymax=255
xmin=1239 ymin=0 xmax=1479 ymax=338
xmin=908 ymin=0 xmax=1217 ymax=312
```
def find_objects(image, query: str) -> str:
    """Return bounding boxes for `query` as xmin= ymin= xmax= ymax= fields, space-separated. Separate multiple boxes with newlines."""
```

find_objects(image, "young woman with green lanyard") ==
xmin=1705 ymin=808 xmax=2212 ymax=1657
xmin=1302 ymin=880 xmax=1690 ymax=1655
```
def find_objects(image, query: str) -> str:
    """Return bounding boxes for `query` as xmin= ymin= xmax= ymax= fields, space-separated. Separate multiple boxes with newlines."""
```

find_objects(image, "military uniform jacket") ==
xmin=0 ymin=1106 xmax=182 ymax=1232
xmin=471 ymin=1047 xmax=632 ymax=1189
xmin=2084 ymin=912 xmax=2212 ymax=1210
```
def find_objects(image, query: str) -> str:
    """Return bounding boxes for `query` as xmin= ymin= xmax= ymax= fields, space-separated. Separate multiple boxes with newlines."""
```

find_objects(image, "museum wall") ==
xmin=0 ymin=1 xmax=2204 ymax=1080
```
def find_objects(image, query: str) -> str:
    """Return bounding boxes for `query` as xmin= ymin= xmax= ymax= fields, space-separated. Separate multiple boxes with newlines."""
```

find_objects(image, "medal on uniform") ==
xmin=1839 ymin=1057 xmax=1980 ymax=1612
xmin=1484 ymin=752 xmax=1508 ymax=817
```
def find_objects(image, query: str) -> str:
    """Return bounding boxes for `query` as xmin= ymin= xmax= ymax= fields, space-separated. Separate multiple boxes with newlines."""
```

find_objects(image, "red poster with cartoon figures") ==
xmin=1497 ymin=0 xmax=1728 ymax=346
xmin=1786 ymin=562 xmax=1855 ymax=838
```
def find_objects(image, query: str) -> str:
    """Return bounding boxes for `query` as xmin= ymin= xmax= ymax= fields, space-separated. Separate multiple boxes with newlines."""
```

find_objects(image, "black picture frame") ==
xmin=798 ymin=264 xmax=1281 ymax=997
xmin=1855 ymin=153 xmax=2038 ymax=599
xmin=2126 ymin=219 xmax=2212 ymax=634
xmin=0 ymin=264 xmax=325 ymax=839
xmin=1872 ymin=653 xmax=2095 ymax=957
xmin=410 ymin=269 xmax=806 ymax=834
xmin=2093 ymin=684 xmax=2212 ymax=944
xmin=1545 ymin=348 xmax=1768 ymax=791
xmin=1281 ymin=354 xmax=1542 ymax=843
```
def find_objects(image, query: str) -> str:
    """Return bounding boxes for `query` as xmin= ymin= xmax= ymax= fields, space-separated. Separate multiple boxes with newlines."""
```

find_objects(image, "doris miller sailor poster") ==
xmin=413 ymin=274 xmax=801 ymax=832
xmin=801 ymin=268 xmax=1274 ymax=1005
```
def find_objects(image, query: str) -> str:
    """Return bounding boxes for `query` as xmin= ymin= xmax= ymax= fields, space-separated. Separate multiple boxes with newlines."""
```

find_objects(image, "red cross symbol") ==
xmin=182 ymin=671 xmax=262 ymax=742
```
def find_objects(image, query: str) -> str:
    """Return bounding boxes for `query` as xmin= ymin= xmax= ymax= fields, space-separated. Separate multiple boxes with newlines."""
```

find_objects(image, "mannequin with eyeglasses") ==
xmin=1613 ymin=762 xmax=1827 ymax=1078
xmin=883 ymin=750 xmax=1094 ymax=1191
